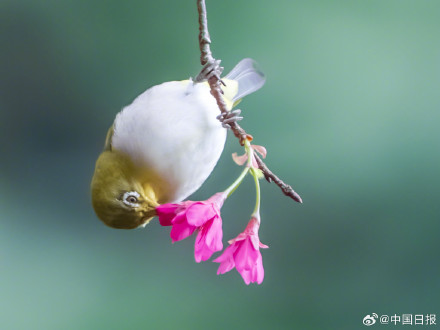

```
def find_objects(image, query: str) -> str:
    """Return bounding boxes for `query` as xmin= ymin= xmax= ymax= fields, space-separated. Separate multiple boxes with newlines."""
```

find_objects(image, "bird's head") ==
xmin=91 ymin=150 xmax=162 ymax=229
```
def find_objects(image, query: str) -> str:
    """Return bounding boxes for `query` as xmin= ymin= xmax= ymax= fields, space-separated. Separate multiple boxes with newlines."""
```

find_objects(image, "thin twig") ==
xmin=254 ymin=154 xmax=303 ymax=203
xmin=196 ymin=0 xmax=302 ymax=203
xmin=197 ymin=0 xmax=213 ymax=66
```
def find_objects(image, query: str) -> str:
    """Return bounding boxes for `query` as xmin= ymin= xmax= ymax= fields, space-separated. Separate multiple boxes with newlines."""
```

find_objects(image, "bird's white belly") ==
xmin=112 ymin=80 xmax=227 ymax=202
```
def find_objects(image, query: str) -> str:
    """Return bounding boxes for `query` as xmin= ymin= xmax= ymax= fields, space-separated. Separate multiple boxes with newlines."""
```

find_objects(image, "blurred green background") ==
xmin=1 ymin=0 xmax=439 ymax=329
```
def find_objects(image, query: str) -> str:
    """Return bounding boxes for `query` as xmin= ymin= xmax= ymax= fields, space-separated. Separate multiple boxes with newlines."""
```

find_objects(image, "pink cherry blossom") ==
xmin=156 ymin=193 xmax=226 ymax=262
xmin=214 ymin=217 xmax=268 ymax=285
xmin=232 ymin=144 xmax=267 ymax=168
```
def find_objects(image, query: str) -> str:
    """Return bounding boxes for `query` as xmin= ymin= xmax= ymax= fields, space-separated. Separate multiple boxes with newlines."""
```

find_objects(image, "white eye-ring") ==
xmin=122 ymin=191 xmax=141 ymax=208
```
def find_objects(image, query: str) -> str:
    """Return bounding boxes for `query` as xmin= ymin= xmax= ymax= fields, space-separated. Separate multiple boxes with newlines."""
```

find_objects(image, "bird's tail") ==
xmin=222 ymin=58 xmax=266 ymax=108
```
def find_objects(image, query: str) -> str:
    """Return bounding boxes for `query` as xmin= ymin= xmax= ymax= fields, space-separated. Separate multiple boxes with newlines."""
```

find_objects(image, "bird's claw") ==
xmin=216 ymin=109 xmax=243 ymax=129
xmin=196 ymin=59 xmax=224 ymax=83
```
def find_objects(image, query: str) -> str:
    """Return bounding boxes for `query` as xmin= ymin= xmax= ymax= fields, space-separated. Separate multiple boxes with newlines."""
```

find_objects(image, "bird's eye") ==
xmin=127 ymin=196 xmax=138 ymax=203
xmin=122 ymin=191 xmax=141 ymax=207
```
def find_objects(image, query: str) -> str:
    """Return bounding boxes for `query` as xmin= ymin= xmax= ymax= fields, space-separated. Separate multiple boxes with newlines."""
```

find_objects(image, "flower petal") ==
xmin=194 ymin=229 xmax=216 ymax=263
xmin=255 ymin=254 xmax=265 ymax=284
xmin=251 ymin=156 xmax=259 ymax=169
xmin=259 ymin=242 xmax=269 ymax=249
xmin=170 ymin=211 xmax=186 ymax=224
xmin=228 ymin=232 xmax=247 ymax=245
xmin=252 ymin=145 xmax=267 ymax=159
xmin=186 ymin=203 xmax=217 ymax=226
xmin=217 ymin=259 xmax=235 ymax=274
xmin=235 ymin=239 xmax=258 ymax=271
xmin=250 ymin=234 xmax=261 ymax=250
xmin=232 ymin=152 xmax=248 ymax=166
xmin=214 ymin=245 xmax=237 ymax=274
xmin=170 ymin=220 xmax=196 ymax=242
xmin=207 ymin=193 xmax=227 ymax=212
xmin=238 ymin=268 xmax=252 ymax=285
xmin=194 ymin=217 xmax=223 ymax=263
xmin=204 ymin=216 xmax=223 ymax=250
xmin=155 ymin=203 xmax=179 ymax=226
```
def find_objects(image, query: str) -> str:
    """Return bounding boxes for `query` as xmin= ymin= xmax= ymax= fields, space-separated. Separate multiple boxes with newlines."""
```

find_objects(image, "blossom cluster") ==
xmin=155 ymin=143 xmax=269 ymax=285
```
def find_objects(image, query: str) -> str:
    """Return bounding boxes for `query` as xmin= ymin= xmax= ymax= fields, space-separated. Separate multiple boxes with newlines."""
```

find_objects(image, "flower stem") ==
xmin=223 ymin=166 xmax=250 ymax=198
xmin=250 ymin=166 xmax=261 ymax=221
xmin=245 ymin=140 xmax=261 ymax=221
xmin=223 ymin=141 xmax=253 ymax=198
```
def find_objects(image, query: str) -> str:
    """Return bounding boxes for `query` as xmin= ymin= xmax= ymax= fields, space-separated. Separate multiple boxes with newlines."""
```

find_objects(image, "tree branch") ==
xmin=196 ymin=0 xmax=302 ymax=204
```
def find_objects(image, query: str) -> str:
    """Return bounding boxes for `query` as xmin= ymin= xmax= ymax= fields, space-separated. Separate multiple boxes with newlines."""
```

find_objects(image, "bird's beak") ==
xmin=138 ymin=207 xmax=157 ymax=227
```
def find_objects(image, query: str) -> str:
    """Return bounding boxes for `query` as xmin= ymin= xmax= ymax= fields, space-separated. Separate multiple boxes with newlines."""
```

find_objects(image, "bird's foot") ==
xmin=216 ymin=109 xmax=243 ymax=129
xmin=195 ymin=59 xmax=224 ymax=83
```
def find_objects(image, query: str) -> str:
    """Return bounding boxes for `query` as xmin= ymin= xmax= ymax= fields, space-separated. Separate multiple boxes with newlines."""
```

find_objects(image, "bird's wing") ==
xmin=103 ymin=124 xmax=114 ymax=151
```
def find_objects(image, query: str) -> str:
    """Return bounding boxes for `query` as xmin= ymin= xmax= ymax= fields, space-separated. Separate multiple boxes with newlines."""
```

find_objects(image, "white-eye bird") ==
xmin=91 ymin=58 xmax=265 ymax=229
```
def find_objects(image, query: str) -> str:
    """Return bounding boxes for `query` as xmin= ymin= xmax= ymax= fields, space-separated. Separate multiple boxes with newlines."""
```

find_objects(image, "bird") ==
xmin=91 ymin=58 xmax=265 ymax=229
